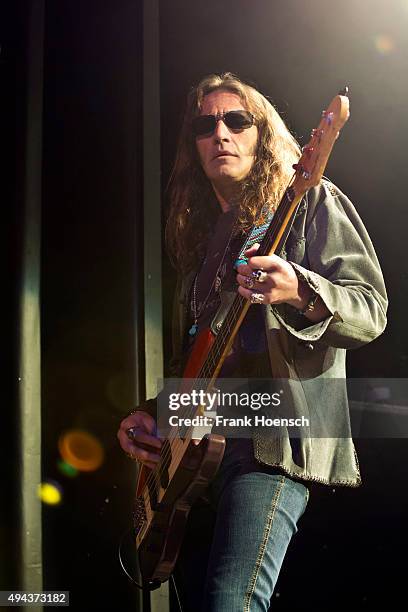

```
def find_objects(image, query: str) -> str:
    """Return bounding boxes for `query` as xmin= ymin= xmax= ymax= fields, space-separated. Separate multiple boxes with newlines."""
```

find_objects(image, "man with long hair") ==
xmin=117 ymin=73 xmax=387 ymax=610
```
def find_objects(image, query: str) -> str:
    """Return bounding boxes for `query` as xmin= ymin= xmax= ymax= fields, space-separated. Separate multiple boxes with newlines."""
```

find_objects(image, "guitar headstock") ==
xmin=292 ymin=91 xmax=350 ymax=196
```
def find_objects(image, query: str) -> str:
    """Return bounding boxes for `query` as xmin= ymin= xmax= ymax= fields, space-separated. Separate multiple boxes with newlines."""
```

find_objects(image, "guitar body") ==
xmin=182 ymin=326 xmax=216 ymax=379
xmin=136 ymin=433 xmax=225 ymax=585
xmin=134 ymin=325 xmax=222 ymax=585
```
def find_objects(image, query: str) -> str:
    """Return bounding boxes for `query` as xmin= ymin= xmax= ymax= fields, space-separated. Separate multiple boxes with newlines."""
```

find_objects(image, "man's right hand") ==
xmin=117 ymin=410 xmax=162 ymax=470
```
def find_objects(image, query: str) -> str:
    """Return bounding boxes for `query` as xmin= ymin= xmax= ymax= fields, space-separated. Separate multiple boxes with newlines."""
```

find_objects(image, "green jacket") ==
xmin=149 ymin=180 xmax=388 ymax=487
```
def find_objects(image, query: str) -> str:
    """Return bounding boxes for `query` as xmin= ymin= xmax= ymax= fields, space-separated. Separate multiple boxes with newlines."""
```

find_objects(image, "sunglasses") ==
xmin=192 ymin=110 xmax=255 ymax=137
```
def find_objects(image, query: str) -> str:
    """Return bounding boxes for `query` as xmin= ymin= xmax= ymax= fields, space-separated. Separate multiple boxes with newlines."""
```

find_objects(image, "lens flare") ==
xmin=374 ymin=34 xmax=395 ymax=55
xmin=57 ymin=459 xmax=79 ymax=478
xmin=37 ymin=481 xmax=62 ymax=505
xmin=58 ymin=429 xmax=104 ymax=472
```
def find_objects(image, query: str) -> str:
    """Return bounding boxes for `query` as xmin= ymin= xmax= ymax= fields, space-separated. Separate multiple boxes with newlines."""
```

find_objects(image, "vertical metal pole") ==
xmin=143 ymin=0 xmax=163 ymax=396
xmin=143 ymin=0 xmax=168 ymax=610
xmin=17 ymin=1 xmax=44 ymax=610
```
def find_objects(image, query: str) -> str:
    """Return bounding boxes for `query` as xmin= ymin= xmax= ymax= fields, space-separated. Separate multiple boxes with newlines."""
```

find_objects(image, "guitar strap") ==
xmin=233 ymin=211 xmax=274 ymax=269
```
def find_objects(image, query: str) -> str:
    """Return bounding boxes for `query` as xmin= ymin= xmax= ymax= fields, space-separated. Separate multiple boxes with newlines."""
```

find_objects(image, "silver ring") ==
xmin=250 ymin=292 xmax=264 ymax=304
xmin=252 ymin=269 xmax=268 ymax=283
xmin=244 ymin=275 xmax=255 ymax=289
xmin=126 ymin=451 xmax=138 ymax=462
xmin=126 ymin=427 xmax=138 ymax=441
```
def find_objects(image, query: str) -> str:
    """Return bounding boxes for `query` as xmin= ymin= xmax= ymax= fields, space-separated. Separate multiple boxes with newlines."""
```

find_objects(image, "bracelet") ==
xmin=289 ymin=262 xmax=320 ymax=315
xmin=298 ymin=291 xmax=319 ymax=315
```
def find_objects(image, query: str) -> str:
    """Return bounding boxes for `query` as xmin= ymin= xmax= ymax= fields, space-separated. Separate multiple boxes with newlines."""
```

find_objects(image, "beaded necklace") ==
xmin=189 ymin=207 xmax=274 ymax=336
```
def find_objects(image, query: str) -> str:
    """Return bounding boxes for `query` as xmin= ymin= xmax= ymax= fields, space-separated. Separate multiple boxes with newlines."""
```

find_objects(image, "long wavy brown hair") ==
xmin=165 ymin=73 xmax=301 ymax=273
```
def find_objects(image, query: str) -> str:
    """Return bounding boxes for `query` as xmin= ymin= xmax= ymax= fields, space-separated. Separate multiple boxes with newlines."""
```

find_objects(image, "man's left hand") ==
xmin=236 ymin=244 xmax=311 ymax=309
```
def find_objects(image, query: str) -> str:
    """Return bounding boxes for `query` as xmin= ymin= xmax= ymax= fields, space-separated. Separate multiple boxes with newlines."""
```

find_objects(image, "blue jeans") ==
xmin=173 ymin=439 xmax=309 ymax=611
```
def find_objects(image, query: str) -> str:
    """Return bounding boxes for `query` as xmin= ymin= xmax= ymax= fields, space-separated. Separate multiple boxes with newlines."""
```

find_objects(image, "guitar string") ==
xmin=136 ymin=315 xmax=253 ymax=505
xmin=137 ymin=191 xmax=296 ymax=504
xmin=137 ymin=186 xmax=298 ymax=503
xmin=136 ymin=218 xmax=249 ymax=500
xmin=137 ymin=227 xmax=246 ymax=501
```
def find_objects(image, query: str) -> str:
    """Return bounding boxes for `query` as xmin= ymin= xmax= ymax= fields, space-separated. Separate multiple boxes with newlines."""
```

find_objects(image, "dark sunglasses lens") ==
xmin=225 ymin=111 xmax=253 ymax=130
xmin=192 ymin=115 xmax=216 ymax=136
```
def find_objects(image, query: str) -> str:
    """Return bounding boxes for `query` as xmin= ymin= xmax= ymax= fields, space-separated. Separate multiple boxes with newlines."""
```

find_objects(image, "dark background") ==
xmin=3 ymin=0 xmax=408 ymax=610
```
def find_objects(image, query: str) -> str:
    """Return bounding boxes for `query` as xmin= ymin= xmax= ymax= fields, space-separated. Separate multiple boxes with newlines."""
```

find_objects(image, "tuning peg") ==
xmin=292 ymin=163 xmax=311 ymax=180
xmin=311 ymin=128 xmax=324 ymax=139
xmin=302 ymin=145 xmax=314 ymax=157
xmin=322 ymin=110 xmax=334 ymax=125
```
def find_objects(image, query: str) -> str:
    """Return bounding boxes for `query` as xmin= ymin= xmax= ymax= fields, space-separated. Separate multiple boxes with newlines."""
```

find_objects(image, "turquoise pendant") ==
xmin=189 ymin=323 xmax=198 ymax=336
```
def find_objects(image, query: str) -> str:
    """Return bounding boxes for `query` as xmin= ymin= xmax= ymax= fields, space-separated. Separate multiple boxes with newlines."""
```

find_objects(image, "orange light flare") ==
xmin=374 ymin=34 xmax=396 ymax=55
xmin=58 ymin=429 xmax=105 ymax=472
